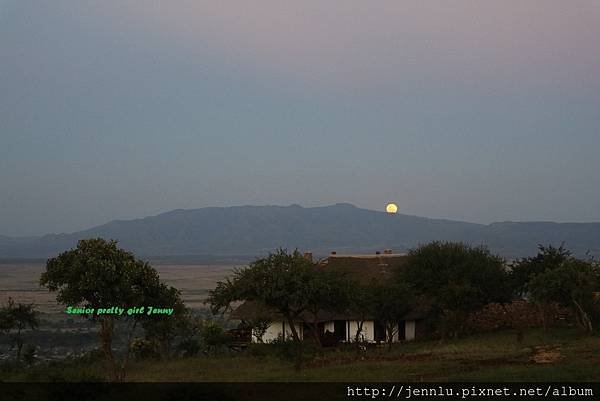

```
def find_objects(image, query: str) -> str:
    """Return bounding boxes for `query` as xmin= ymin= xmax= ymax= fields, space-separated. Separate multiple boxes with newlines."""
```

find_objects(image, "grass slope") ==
xmin=4 ymin=328 xmax=600 ymax=382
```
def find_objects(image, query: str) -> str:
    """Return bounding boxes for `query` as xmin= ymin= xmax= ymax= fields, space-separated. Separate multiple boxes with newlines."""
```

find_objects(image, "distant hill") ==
xmin=1 ymin=203 xmax=599 ymax=260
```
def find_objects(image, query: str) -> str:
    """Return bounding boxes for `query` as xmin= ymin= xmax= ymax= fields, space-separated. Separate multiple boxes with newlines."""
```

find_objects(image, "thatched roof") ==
xmin=319 ymin=254 xmax=408 ymax=285
xmin=229 ymin=300 xmax=340 ymax=322
xmin=231 ymin=253 xmax=428 ymax=322
xmin=230 ymin=300 xmax=427 ymax=322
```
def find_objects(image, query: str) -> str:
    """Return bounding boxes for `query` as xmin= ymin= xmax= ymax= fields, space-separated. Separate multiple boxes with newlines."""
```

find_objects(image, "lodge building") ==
xmin=230 ymin=252 xmax=426 ymax=344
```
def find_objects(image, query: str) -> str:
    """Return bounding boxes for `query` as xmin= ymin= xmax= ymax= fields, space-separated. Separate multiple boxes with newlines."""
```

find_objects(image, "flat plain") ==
xmin=0 ymin=263 xmax=236 ymax=312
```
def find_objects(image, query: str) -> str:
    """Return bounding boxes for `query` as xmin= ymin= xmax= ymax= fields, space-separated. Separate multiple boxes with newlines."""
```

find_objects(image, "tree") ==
xmin=140 ymin=285 xmax=186 ymax=358
xmin=400 ymin=241 xmax=511 ymax=338
xmin=370 ymin=282 xmax=415 ymax=350
xmin=22 ymin=344 xmax=37 ymax=366
xmin=241 ymin=303 xmax=272 ymax=344
xmin=513 ymin=246 xmax=600 ymax=333
xmin=40 ymin=238 xmax=179 ymax=380
xmin=510 ymin=244 xmax=575 ymax=329
xmin=175 ymin=311 xmax=204 ymax=357
xmin=0 ymin=297 xmax=39 ymax=361
xmin=302 ymin=269 xmax=352 ymax=347
xmin=199 ymin=321 xmax=229 ymax=355
xmin=510 ymin=244 xmax=572 ymax=297
xmin=208 ymin=249 xmax=317 ymax=343
xmin=347 ymin=282 xmax=376 ymax=345
xmin=0 ymin=300 xmax=15 ymax=333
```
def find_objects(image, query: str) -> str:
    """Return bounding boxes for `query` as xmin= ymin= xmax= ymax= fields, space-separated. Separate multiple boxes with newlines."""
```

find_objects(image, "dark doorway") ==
xmin=397 ymin=320 xmax=406 ymax=341
xmin=333 ymin=320 xmax=346 ymax=342
xmin=374 ymin=321 xmax=386 ymax=342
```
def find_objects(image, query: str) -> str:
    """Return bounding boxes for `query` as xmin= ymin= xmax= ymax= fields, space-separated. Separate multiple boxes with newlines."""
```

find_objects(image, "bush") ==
xmin=200 ymin=321 xmax=229 ymax=355
xmin=0 ymin=360 xmax=22 ymax=374
xmin=268 ymin=335 xmax=319 ymax=366
xmin=130 ymin=338 xmax=160 ymax=360
xmin=466 ymin=300 xmax=572 ymax=332
xmin=22 ymin=344 xmax=37 ymax=366
xmin=177 ymin=338 xmax=202 ymax=357
xmin=80 ymin=348 xmax=104 ymax=363
xmin=247 ymin=343 xmax=270 ymax=359
xmin=400 ymin=242 xmax=512 ymax=338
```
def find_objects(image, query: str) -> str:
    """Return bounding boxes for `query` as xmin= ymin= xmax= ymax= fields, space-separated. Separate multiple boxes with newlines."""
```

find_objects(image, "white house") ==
xmin=231 ymin=252 xmax=425 ymax=344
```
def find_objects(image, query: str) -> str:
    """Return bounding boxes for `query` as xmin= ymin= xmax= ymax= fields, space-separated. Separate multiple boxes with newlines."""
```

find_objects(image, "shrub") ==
xmin=177 ymin=338 xmax=202 ymax=357
xmin=200 ymin=321 xmax=229 ymax=355
xmin=247 ymin=343 xmax=270 ymax=359
xmin=22 ymin=344 xmax=37 ymax=366
xmin=130 ymin=338 xmax=159 ymax=360
xmin=466 ymin=300 xmax=572 ymax=332
xmin=268 ymin=334 xmax=319 ymax=367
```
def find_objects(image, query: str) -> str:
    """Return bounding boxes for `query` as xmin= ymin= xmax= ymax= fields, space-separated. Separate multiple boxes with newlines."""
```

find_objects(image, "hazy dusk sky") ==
xmin=1 ymin=1 xmax=599 ymax=236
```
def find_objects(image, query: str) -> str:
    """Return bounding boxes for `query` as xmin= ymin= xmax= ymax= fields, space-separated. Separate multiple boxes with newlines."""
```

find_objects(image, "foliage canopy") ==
xmin=40 ymin=238 xmax=184 ymax=379
xmin=399 ymin=241 xmax=511 ymax=337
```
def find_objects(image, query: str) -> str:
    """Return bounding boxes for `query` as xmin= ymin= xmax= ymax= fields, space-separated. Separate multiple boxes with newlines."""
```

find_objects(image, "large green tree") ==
xmin=209 ymin=249 xmax=341 ymax=343
xmin=512 ymin=245 xmax=600 ymax=333
xmin=40 ymin=238 xmax=181 ymax=380
xmin=399 ymin=241 xmax=511 ymax=338
xmin=510 ymin=244 xmax=572 ymax=297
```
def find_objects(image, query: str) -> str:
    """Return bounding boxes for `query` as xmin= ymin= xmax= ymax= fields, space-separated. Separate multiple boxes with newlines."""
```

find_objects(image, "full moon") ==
xmin=386 ymin=203 xmax=398 ymax=214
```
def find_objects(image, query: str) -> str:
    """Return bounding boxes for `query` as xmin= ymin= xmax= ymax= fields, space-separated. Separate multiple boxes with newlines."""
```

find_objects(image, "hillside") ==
xmin=1 ymin=204 xmax=599 ymax=259
xmin=4 ymin=328 xmax=600 ymax=382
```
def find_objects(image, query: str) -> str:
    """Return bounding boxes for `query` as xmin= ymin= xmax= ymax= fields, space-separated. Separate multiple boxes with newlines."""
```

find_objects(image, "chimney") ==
xmin=303 ymin=252 xmax=313 ymax=262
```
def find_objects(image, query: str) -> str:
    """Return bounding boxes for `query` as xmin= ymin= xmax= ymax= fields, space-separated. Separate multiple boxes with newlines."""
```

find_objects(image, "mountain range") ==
xmin=1 ymin=203 xmax=599 ymax=261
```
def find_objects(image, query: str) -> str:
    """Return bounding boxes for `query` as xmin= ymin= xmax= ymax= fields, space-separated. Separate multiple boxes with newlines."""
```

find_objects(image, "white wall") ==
xmin=389 ymin=323 xmax=399 ymax=342
xmin=258 ymin=322 xmax=282 ymax=343
xmin=255 ymin=321 xmax=303 ymax=343
xmin=348 ymin=320 xmax=375 ymax=342
xmin=255 ymin=319 xmax=416 ymax=343
xmin=284 ymin=322 xmax=303 ymax=340
xmin=346 ymin=320 xmax=416 ymax=343
xmin=324 ymin=321 xmax=335 ymax=333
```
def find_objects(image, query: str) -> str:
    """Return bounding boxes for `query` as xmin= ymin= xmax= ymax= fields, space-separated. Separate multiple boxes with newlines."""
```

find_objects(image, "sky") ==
xmin=1 ymin=1 xmax=599 ymax=236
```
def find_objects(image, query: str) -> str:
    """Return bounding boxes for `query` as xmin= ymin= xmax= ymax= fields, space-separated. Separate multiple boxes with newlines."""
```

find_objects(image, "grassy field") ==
xmin=4 ymin=328 xmax=599 ymax=382
xmin=0 ymin=263 xmax=235 ymax=312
